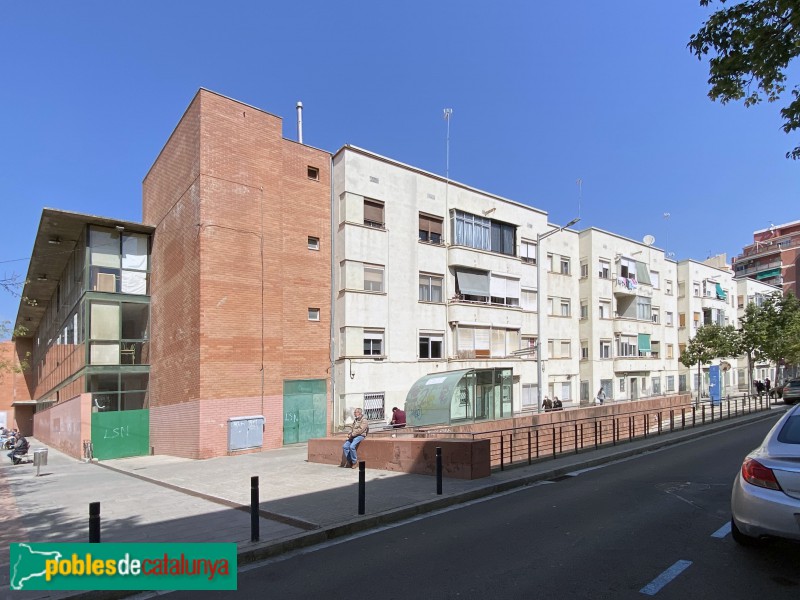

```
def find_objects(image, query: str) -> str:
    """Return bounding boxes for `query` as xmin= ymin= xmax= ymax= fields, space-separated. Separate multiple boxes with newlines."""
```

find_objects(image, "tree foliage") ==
xmin=689 ymin=0 xmax=800 ymax=159
xmin=680 ymin=323 xmax=739 ymax=368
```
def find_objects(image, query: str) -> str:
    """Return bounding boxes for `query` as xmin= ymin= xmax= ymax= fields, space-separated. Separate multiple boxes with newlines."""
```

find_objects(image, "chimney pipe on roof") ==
xmin=296 ymin=101 xmax=303 ymax=144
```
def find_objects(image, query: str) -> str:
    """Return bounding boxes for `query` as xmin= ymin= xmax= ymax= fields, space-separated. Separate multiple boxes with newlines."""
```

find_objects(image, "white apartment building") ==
xmin=331 ymin=146 xmax=579 ymax=427
xmin=578 ymin=229 xmax=680 ymax=403
xmin=734 ymin=276 xmax=782 ymax=388
xmin=676 ymin=259 xmax=739 ymax=396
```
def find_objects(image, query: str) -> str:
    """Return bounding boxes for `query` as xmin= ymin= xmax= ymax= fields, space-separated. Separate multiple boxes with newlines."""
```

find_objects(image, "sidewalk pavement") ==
xmin=0 ymin=403 xmax=785 ymax=598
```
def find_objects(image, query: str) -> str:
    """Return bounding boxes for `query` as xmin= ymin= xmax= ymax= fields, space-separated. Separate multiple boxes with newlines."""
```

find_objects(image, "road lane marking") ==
xmin=640 ymin=560 xmax=692 ymax=595
xmin=711 ymin=522 xmax=731 ymax=538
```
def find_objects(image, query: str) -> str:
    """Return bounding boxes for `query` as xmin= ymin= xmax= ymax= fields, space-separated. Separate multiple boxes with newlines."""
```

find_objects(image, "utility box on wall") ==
xmin=228 ymin=415 xmax=265 ymax=452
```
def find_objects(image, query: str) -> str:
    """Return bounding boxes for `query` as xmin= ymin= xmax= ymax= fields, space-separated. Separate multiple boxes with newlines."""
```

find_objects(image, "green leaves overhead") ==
xmin=689 ymin=0 xmax=800 ymax=158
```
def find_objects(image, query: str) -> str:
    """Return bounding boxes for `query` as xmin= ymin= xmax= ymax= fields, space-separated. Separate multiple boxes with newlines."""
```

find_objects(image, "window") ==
xmin=650 ymin=271 xmax=660 ymax=289
xmin=666 ymin=344 xmax=674 ymax=359
xmin=666 ymin=311 xmax=673 ymax=326
xmin=599 ymin=259 xmax=610 ymax=279
xmin=581 ymin=341 xmax=589 ymax=360
xmin=547 ymin=340 xmax=571 ymax=359
xmin=364 ymin=392 xmax=385 ymax=421
xmin=652 ymin=308 xmax=660 ymax=324
xmin=364 ymin=264 xmax=384 ymax=292
xmin=520 ymin=240 xmax=537 ymax=264
xmin=678 ymin=282 xmax=685 ymax=297
xmin=521 ymin=289 xmax=537 ymax=311
xmin=451 ymin=210 xmax=515 ymax=256
xmin=600 ymin=340 xmax=611 ymax=359
xmin=547 ymin=253 xmax=554 ymax=272
xmin=581 ymin=381 xmax=590 ymax=402
xmin=667 ymin=376 xmax=675 ymax=392
xmin=419 ymin=213 xmax=443 ymax=244
xmin=651 ymin=341 xmax=660 ymax=359
xmin=547 ymin=297 xmax=554 ymax=315
xmin=419 ymin=274 xmax=443 ymax=302
xmin=679 ymin=313 xmax=686 ymax=328
xmin=560 ymin=299 xmax=571 ymax=317
xmin=522 ymin=384 xmax=538 ymax=408
xmin=580 ymin=303 xmax=588 ymax=319
xmin=364 ymin=199 xmax=385 ymax=228
xmin=307 ymin=166 xmax=320 ymax=180
xmin=652 ymin=377 xmax=661 ymax=395
xmin=737 ymin=295 xmax=744 ymax=309
xmin=308 ymin=308 xmax=320 ymax=321
xmin=363 ymin=330 xmax=384 ymax=356
xmin=693 ymin=282 xmax=701 ymax=297
xmin=308 ymin=236 xmax=320 ymax=251
xmin=618 ymin=335 xmax=638 ymax=357
xmin=490 ymin=274 xmax=521 ymax=306
xmin=599 ymin=300 xmax=611 ymax=319
xmin=636 ymin=296 xmax=651 ymax=320
xmin=619 ymin=378 xmax=626 ymax=392
xmin=665 ymin=280 xmax=673 ymax=295
xmin=560 ymin=256 xmax=571 ymax=275
xmin=456 ymin=325 xmax=519 ymax=359
xmin=580 ymin=262 xmax=589 ymax=278
xmin=455 ymin=268 xmax=489 ymax=302
xmin=520 ymin=336 xmax=537 ymax=359
xmin=419 ymin=333 xmax=443 ymax=359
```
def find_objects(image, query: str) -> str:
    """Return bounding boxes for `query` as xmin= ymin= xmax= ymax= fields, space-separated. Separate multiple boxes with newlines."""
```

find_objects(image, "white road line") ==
xmin=640 ymin=560 xmax=692 ymax=595
xmin=711 ymin=522 xmax=731 ymax=538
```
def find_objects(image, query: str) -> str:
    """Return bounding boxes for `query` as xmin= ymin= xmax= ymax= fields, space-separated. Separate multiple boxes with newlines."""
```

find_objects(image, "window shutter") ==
xmin=364 ymin=200 xmax=384 ymax=225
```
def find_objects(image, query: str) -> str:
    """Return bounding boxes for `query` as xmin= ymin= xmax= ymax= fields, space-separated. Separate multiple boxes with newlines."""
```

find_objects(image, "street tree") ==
xmin=680 ymin=324 xmax=738 ymax=404
xmin=688 ymin=0 xmax=800 ymax=159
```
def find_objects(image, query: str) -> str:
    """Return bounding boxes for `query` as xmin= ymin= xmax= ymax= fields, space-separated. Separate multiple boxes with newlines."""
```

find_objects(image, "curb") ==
xmin=59 ymin=407 xmax=780 ymax=599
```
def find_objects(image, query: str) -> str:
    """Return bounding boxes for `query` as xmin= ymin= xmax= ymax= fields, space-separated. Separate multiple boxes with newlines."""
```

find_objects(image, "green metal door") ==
xmin=283 ymin=379 xmax=327 ymax=445
xmin=91 ymin=409 xmax=150 ymax=460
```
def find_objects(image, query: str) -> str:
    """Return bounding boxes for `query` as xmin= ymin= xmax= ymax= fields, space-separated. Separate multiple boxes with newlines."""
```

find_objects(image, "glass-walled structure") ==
xmin=405 ymin=368 xmax=513 ymax=427
xmin=14 ymin=210 xmax=153 ymax=412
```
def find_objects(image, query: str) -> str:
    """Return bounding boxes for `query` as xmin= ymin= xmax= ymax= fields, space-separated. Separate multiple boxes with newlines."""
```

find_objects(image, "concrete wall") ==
xmin=33 ymin=393 xmax=91 ymax=459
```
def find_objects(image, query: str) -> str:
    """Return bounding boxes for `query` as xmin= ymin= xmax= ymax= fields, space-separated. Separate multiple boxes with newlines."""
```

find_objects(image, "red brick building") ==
xmin=732 ymin=219 xmax=800 ymax=297
xmin=0 ymin=341 xmax=34 ymax=434
xmin=143 ymin=89 xmax=332 ymax=458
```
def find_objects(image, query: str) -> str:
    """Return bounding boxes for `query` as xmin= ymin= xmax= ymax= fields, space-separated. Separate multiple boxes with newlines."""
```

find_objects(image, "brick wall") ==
xmin=0 ymin=341 xmax=33 ymax=430
xmin=144 ymin=90 xmax=331 ymax=458
xmin=32 ymin=393 xmax=91 ymax=459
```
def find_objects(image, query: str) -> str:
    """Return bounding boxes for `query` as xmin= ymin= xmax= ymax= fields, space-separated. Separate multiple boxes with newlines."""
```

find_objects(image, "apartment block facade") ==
xmin=577 ymin=229 xmax=680 ymax=403
xmin=733 ymin=219 xmax=800 ymax=296
xmin=7 ymin=90 xmax=791 ymax=460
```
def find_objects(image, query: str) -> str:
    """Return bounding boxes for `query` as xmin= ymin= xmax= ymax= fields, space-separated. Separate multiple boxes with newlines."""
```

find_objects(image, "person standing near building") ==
xmin=765 ymin=377 xmax=772 ymax=399
xmin=596 ymin=387 xmax=606 ymax=405
xmin=342 ymin=408 xmax=369 ymax=468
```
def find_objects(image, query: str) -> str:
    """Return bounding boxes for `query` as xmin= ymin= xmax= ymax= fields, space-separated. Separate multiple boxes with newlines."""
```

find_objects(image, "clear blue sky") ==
xmin=1 ymin=1 xmax=797 ymax=329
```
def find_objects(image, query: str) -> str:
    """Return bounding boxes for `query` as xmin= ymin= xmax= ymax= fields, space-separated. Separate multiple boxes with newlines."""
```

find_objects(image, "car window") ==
xmin=777 ymin=415 xmax=800 ymax=444
xmin=789 ymin=380 xmax=800 ymax=389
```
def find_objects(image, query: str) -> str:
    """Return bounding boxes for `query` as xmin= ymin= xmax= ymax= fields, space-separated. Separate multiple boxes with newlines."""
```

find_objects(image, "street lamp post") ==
xmin=536 ymin=217 xmax=580 ymax=413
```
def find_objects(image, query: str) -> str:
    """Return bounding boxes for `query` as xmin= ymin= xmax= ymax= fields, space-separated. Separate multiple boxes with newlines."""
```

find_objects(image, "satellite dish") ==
xmin=643 ymin=234 xmax=655 ymax=246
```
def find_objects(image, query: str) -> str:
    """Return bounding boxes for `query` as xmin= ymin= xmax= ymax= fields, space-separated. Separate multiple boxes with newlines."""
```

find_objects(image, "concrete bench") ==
xmin=308 ymin=436 xmax=490 ymax=479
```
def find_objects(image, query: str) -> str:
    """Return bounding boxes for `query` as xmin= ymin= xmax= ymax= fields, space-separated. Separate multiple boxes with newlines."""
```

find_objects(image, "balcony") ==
xmin=613 ymin=277 xmax=652 ymax=298
xmin=613 ymin=318 xmax=652 ymax=336
xmin=613 ymin=356 xmax=660 ymax=373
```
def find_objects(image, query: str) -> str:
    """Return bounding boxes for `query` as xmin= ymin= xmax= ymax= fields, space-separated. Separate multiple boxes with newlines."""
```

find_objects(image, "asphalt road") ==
xmin=164 ymin=413 xmax=800 ymax=599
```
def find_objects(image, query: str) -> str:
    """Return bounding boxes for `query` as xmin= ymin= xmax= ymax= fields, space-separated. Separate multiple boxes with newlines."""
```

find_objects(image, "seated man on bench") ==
xmin=8 ymin=434 xmax=29 ymax=465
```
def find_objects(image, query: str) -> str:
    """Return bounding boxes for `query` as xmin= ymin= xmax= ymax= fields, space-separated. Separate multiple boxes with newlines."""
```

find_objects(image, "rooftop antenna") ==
xmin=576 ymin=178 xmax=582 ymax=218
xmin=443 ymin=108 xmax=453 ymax=181
xmin=663 ymin=212 xmax=671 ymax=257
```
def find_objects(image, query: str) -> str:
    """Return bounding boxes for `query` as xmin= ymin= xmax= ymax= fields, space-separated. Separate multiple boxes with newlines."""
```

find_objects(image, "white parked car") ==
xmin=731 ymin=404 xmax=800 ymax=545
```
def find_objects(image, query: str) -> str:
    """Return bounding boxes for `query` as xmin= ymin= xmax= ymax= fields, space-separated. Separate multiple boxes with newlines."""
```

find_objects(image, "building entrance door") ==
xmin=283 ymin=379 xmax=327 ymax=445
xmin=630 ymin=377 xmax=639 ymax=400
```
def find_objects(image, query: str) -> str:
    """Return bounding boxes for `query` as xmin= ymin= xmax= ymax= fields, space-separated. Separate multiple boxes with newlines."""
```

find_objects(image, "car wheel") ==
xmin=731 ymin=518 xmax=761 ymax=547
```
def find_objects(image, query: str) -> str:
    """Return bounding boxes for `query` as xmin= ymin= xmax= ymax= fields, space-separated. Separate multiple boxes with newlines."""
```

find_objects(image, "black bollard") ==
xmin=89 ymin=502 xmax=101 ymax=543
xmin=251 ymin=476 xmax=260 ymax=542
xmin=358 ymin=461 xmax=366 ymax=515
xmin=436 ymin=447 xmax=442 ymax=495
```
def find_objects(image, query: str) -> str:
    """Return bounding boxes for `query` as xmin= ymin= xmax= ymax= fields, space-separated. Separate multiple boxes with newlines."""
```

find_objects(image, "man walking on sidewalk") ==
xmin=342 ymin=408 xmax=369 ymax=468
